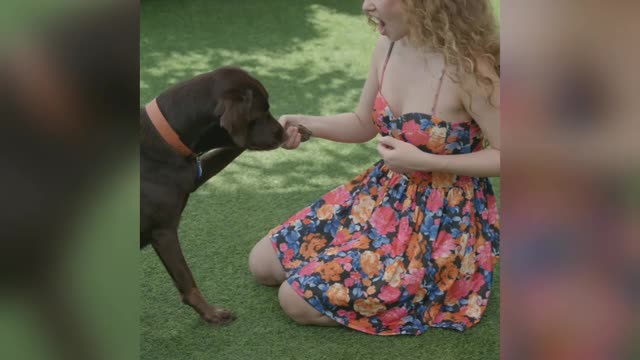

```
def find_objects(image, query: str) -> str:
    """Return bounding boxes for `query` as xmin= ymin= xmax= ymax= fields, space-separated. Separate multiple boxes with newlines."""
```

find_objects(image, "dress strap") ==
xmin=379 ymin=42 xmax=395 ymax=90
xmin=431 ymin=67 xmax=446 ymax=114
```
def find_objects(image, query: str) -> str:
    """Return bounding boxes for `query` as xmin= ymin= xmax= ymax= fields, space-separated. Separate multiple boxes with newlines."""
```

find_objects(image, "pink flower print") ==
xmin=390 ymin=217 xmax=411 ymax=256
xmin=337 ymin=242 xmax=355 ymax=253
xmin=387 ymin=174 xmax=401 ymax=188
xmin=323 ymin=186 xmax=350 ymax=205
xmin=470 ymin=272 xmax=486 ymax=293
xmin=426 ymin=189 xmax=444 ymax=213
xmin=402 ymin=268 xmax=426 ymax=295
xmin=337 ymin=309 xmax=358 ymax=322
xmin=333 ymin=230 xmax=348 ymax=246
xmin=487 ymin=194 xmax=499 ymax=224
xmin=379 ymin=307 xmax=408 ymax=327
xmin=380 ymin=243 xmax=393 ymax=255
xmin=448 ymin=278 xmax=473 ymax=301
xmin=298 ymin=261 xmax=321 ymax=276
xmin=379 ymin=285 xmax=402 ymax=304
xmin=283 ymin=249 xmax=294 ymax=264
xmin=370 ymin=206 xmax=398 ymax=235
xmin=432 ymin=231 xmax=456 ymax=259
xmin=476 ymin=242 xmax=494 ymax=271
xmin=463 ymin=201 xmax=473 ymax=215
xmin=402 ymin=122 xmax=430 ymax=146
xmin=374 ymin=93 xmax=387 ymax=115
xmin=390 ymin=236 xmax=410 ymax=258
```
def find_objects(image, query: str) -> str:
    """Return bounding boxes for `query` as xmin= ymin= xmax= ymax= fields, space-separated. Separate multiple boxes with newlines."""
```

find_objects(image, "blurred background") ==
xmin=1 ymin=1 xmax=138 ymax=360
xmin=502 ymin=1 xmax=637 ymax=359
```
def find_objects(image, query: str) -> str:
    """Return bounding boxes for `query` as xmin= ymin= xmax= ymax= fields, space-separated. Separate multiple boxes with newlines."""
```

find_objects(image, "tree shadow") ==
xmin=140 ymin=0 xmax=374 ymax=110
xmin=141 ymin=0 xmax=379 ymax=191
xmin=220 ymin=142 xmax=379 ymax=191
xmin=141 ymin=0 xmax=369 ymax=61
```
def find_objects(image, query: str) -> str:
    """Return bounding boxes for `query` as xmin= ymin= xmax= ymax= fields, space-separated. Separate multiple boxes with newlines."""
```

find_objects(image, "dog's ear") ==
xmin=214 ymin=89 xmax=253 ymax=146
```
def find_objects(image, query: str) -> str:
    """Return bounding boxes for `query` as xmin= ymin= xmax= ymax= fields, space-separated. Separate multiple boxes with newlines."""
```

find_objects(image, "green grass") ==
xmin=492 ymin=0 xmax=501 ymax=19
xmin=141 ymin=1 xmax=500 ymax=359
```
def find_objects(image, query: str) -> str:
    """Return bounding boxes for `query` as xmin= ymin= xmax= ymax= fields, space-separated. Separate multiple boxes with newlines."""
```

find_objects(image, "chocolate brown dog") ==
xmin=141 ymin=66 xmax=293 ymax=324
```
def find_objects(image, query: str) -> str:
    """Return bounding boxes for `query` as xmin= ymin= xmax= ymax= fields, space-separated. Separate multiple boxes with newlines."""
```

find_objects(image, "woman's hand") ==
xmin=279 ymin=114 xmax=304 ymax=149
xmin=377 ymin=136 xmax=437 ymax=174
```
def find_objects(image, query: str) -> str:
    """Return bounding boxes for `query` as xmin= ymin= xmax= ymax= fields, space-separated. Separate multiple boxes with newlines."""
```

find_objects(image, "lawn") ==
xmin=140 ymin=1 xmax=500 ymax=359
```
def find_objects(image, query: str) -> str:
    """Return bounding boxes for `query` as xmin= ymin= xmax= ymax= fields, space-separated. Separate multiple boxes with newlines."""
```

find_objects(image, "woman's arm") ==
xmin=281 ymin=36 xmax=389 ymax=148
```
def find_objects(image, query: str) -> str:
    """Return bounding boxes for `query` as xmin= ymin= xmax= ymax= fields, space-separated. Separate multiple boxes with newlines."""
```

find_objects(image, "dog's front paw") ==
xmin=202 ymin=306 xmax=236 ymax=325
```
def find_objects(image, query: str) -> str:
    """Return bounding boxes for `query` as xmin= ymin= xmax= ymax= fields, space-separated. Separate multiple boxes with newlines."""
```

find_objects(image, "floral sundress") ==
xmin=268 ymin=42 xmax=500 ymax=335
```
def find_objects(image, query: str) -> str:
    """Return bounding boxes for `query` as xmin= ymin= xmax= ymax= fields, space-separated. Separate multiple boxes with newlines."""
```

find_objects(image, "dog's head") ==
xmin=155 ymin=66 xmax=286 ymax=153
xmin=211 ymin=68 xmax=284 ymax=150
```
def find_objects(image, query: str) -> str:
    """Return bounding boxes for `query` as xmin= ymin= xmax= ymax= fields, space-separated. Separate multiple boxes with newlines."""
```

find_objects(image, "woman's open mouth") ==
xmin=374 ymin=18 xmax=387 ymax=35
xmin=369 ymin=15 xmax=386 ymax=35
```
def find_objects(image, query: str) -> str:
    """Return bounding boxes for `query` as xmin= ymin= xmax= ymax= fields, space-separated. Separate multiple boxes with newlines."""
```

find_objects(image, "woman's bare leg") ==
xmin=248 ymin=235 xmax=286 ymax=286
xmin=278 ymin=282 xmax=338 ymax=326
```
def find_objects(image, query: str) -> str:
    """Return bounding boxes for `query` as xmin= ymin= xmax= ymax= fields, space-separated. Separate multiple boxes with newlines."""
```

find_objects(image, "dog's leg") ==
xmin=151 ymin=229 xmax=235 ymax=325
xmin=193 ymin=147 xmax=245 ymax=190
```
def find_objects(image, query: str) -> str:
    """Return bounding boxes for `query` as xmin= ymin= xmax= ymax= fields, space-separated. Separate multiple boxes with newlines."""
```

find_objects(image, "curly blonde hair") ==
xmin=401 ymin=0 xmax=499 ymax=102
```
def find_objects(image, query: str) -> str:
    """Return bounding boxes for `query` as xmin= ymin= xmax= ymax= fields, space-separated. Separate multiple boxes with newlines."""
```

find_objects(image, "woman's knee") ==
xmin=248 ymin=236 xmax=285 ymax=286
xmin=278 ymin=282 xmax=310 ymax=324
xmin=278 ymin=282 xmax=329 ymax=325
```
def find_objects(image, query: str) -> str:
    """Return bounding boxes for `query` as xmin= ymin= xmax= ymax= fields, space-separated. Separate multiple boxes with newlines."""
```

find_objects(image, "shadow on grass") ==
xmin=141 ymin=0 xmax=373 ymax=113
xmin=141 ymin=0 xmax=379 ymax=190
xmin=141 ymin=0 xmax=364 ymax=54
xmin=226 ymin=143 xmax=378 ymax=190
